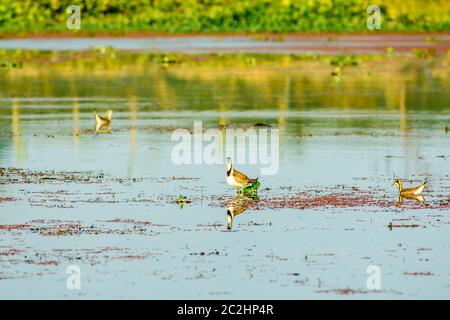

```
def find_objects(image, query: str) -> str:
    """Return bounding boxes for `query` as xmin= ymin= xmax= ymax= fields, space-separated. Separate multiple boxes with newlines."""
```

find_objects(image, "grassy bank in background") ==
xmin=0 ymin=0 xmax=449 ymax=36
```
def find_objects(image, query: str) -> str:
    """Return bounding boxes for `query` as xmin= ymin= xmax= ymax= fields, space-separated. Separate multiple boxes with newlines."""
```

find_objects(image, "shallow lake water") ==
xmin=0 ymin=52 xmax=449 ymax=299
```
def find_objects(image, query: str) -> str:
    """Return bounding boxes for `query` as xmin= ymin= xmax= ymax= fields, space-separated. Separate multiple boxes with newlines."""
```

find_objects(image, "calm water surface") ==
xmin=0 ymin=54 xmax=449 ymax=298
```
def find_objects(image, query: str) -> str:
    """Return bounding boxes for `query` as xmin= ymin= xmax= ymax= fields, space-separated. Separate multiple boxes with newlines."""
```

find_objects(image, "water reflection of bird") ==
xmin=226 ymin=158 xmax=258 ymax=194
xmin=393 ymin=179 xmax=427 ymax=197
xmin=94 ymin=109 xmax=113 ymax=134
xmin=445 ymin=125 xmax=449 ymax=134
xmin=226 ymin=196 xmax=252 ymax=230
xmin=396 ymin=194 xmax=425 ymax=207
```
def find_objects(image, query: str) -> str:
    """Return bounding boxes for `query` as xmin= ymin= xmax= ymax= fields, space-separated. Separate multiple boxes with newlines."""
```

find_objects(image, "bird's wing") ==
xmin=94 ymin=113 xmax=103 ymax=122
xmin=233 ymin=169 xmax=253 ymax=185
xmin=413 ymin=183 xmax=426 ymax=195
xmin=402 ymin=183 xmax=425 ymax=196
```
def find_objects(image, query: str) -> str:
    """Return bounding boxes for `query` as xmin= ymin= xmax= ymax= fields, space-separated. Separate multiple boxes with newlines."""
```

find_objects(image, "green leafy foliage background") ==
xmin=0 ymin=0 xmax=448 ymax=34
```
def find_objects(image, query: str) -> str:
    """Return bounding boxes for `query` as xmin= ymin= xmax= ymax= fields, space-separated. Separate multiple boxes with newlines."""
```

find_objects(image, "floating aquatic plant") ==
xmin=242 ymin=180 xmax=261 ymax=197
xmin=176 ymin=195 xmax=192 ymax=208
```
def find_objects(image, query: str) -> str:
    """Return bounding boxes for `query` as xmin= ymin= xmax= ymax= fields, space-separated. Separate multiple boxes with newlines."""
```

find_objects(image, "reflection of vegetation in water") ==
xmin=128 ymin=95 xmax=138 ymax=176
xmin=0 ymin=50 xmax=449 ymax=150
xmin=0 ymin=51 xmax=448 ymax=117
xmin=69 ymin=79 xmax=80 ymax=147
xmin=11 ymin=98 xmax=25 ymax=163
xmin=71 ymin=97 xmax=80 ymax=151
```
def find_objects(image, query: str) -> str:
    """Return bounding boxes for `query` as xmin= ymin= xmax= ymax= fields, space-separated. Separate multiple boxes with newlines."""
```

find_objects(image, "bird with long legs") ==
xmin=94 ymin=109 xmax=113 ymax=134
xmin=226 ymin=158 xmax=258 ymax=195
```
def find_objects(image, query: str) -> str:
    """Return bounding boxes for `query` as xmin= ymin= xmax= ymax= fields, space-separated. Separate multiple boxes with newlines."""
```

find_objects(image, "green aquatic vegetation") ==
xmin=328 ymin=55 xmax=358 ymax=79
xmin=0 ymin=50 xmax=444 ymax=72
xmin=329 ymin=55 xmax=359 ymax=67
xmin=242 ymin=180 xmax=261 ymax=197
xmin=413 ymin=48 xmax=436 ymax=59
xmin=153 ymin=54 xmax=183 ymax=68
xmin=176 ymin=195 xmax=191 ymax=208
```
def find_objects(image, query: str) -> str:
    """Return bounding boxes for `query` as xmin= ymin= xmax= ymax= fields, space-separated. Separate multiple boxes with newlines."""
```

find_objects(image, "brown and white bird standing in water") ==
xmin=393 ymin=178 xmax=427 ymax=197
xmin=226 ymin=157 xmax=257 ymax=193
xmin=94 ymin=109 xmax=113 ymax=134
